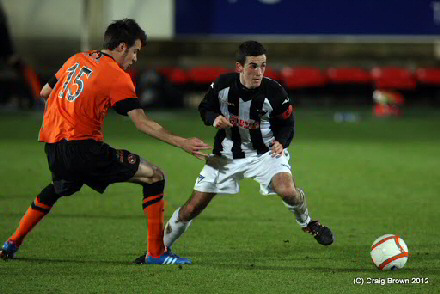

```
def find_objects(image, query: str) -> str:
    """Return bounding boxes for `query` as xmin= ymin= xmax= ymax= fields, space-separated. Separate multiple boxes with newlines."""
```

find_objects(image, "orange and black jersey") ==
xmin=39 ymin=50 xmax=141 ymax=143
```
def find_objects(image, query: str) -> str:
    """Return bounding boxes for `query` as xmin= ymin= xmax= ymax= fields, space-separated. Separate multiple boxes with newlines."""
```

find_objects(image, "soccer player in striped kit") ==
xmin=164 ymin=41 xmax=334 ymax=255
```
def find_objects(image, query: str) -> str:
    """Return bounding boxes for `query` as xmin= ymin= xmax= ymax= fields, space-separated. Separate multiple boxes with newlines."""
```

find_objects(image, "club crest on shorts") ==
xmin=196 ymin=175 xmax=205 ymax=184
xmin=128 ymin=154 xmax=136 ymax=164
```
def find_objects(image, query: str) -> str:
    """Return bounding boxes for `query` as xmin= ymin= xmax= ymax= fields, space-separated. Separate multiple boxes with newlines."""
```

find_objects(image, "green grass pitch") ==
xmin=0 ymin=107 xmax=439 ymax=293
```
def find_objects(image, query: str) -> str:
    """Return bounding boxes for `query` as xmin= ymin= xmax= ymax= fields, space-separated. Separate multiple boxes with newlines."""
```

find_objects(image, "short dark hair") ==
xmin=236 ymin=41 xmax=267 ymax=65
xmin=103 ymin=19 xmax=147 ymax=50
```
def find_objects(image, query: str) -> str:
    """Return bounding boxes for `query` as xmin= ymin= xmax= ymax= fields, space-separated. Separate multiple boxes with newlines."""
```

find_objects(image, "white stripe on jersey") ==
xmin=219 ymin=87 xmax=231 ymax=118
xmin=261 ymin=98 xmax=275 ymax=146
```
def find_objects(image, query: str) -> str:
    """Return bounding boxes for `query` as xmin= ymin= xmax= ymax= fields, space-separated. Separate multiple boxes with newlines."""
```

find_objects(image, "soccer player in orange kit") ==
xmin=1 ymin=19 xmax=210 ymax=265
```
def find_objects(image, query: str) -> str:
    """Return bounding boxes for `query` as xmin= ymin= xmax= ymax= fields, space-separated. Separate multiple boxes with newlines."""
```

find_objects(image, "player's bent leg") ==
xmin=38 ymin=183 xmax=63 ymax=206
xmin=271 ymin=172 xmax=302 ymax=205
xmin=1 ymin=183 xmax=62 ymax=260
xmin=129 ymin=158 xmax=191 ymax=264
xmin=133 ymin=180 xmax=194 ymax=265
xmin=129 ymin=159 xmax=165 ymax=255
xmin=129 ymin=158 xmax=165 ymax=183
xmin=141 ymin=179 xmax=166 ymax=258
xmin=272 ymin=172 xmax=311 ymax=226
xmin=131 ymin=159 xmax=167 ymax=255
xmin=163 ymin=190 xmax=216 ymax=250
xmin=180 ymin=190 xmax=216 ymax=221
xmin=272 ymin=172 xmax=334 ymax=246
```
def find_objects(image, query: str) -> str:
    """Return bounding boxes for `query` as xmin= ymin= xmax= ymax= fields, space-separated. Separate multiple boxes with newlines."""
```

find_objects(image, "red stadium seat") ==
xmin=326 ymin=67 xmax=373 ymax=105
xmin=156 ymin=67 xmax=174 ymax=78
xmin=157 ymin=67 xmax=189 ymax=85
xmin=371 ymin=67 xmax=416 ymax=90
xmin=415 ymin=68 xmax=440 ymax=85
xmin=280 ymin=67 xmax=327 ymax=89
xmin=264 ymin=67 xmax=281 ymax=81
xmin=168 ymin=68 xmax=189 ymax=85
xmin=327 ymin=67 xmax=372 ymax=84
xmin=188 ymin=67 xmax=229 ymax=85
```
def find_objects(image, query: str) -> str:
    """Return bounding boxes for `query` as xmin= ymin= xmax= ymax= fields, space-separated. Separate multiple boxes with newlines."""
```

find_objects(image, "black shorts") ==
xmin=45 ymin=140 xmax=140 ymax=196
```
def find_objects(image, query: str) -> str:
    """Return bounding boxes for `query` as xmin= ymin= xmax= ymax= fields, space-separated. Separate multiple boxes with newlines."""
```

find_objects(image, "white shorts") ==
xmin=194 ymin=149 xmax=292 ymax=196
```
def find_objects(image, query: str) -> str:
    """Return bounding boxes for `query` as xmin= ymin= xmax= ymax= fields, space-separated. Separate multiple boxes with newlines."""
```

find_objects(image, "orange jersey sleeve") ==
xmin=39 ymin=51 xmax=137 ymax=143
xmin=109 ymin=71 xmax=137 ymax=106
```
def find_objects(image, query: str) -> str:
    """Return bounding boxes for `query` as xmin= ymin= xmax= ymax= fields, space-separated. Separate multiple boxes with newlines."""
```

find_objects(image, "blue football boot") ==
xmin=0 ymin=240 xmax=19 ymax=260
xmin=134 ymin=247 xmax=192 ymax=265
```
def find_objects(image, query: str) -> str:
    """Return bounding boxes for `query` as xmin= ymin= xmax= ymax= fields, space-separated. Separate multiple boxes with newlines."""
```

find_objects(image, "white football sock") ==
xmin=283 ymin=188 xmax=311 ymax=228
xmin=164 ymin=207 xmax=192 ymax=248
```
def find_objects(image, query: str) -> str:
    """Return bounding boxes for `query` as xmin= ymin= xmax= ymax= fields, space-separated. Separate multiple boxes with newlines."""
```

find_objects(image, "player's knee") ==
xmin=146 ymin=168 xmax=165 ymax=183
xmin=37 ymin=184 xmax=62 ymax=206
xmin=135 ymin=160 xmax=165 ymax=183
xmin=276 ymin=184 xmax=295 ymax=199
xmin=154 ymin=167 xmax=165 ymax=182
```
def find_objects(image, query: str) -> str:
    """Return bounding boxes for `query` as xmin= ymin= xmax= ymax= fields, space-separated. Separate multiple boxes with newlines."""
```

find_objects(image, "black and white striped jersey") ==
xmin=199 ymin=73 xmax=295 ymax=159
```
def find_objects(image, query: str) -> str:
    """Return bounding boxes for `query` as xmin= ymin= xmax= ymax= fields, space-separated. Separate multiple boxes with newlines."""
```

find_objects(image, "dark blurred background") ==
xmin=1 ymin=0 xmax=440 ymax=112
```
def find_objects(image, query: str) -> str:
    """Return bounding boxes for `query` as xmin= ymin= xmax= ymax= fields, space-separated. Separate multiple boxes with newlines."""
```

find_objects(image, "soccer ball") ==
xmin=370 ymin=234 xmax=409 ymax=270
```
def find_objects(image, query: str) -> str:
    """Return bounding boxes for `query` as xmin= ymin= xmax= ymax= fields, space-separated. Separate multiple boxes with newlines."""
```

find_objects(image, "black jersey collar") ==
xmin=99 ymin=50 xmax=116 ymax=61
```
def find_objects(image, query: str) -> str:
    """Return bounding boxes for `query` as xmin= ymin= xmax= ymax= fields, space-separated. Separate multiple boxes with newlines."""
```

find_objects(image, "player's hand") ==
xmin=213 ymin=116 xmax=233 ymax=129
xmin=182 ymin=137 xmax=211 ymax=160
xmin=270 ymin=141 xmax=284 ymax=158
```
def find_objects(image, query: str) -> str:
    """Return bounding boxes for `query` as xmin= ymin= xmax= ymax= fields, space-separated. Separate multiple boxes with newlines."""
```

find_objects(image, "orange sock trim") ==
xmin=143 ymin=194 xmax=165 ymax=258
xmin=142 ymin=194 xmax=163 ymax=206
xmin=35 ymin=197 xmax=52 ymax=210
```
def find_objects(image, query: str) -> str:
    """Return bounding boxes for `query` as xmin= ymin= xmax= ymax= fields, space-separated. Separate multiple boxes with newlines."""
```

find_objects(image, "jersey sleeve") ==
xmin=109 ymin=72 xmax=137 ymax=106
xmin=48 ymin=75 xmax=58 ymax=88
xmin=113 ymin=98 xmax=141 ymax=116
xmin=270 ymin=84 xmax=292 ymax=118
xmin=198 ymin=81 xmax=221 ymax=126
xmin=269 ymin=83 xmax=295 ymax=148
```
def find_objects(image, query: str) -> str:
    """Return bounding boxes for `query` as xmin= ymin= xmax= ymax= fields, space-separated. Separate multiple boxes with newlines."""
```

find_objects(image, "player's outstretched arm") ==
xmin=128 ymin=108 xmax=210 ymax=160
